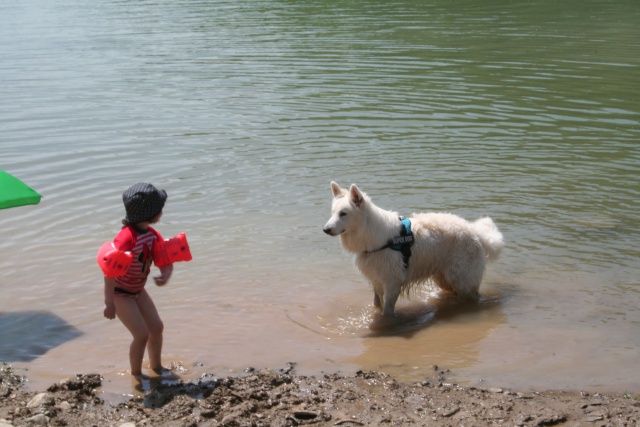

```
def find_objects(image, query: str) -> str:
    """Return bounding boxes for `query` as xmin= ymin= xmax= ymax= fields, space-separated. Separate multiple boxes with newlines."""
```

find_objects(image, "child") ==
xmin=103 ymin=182 xmax=173 ymax=381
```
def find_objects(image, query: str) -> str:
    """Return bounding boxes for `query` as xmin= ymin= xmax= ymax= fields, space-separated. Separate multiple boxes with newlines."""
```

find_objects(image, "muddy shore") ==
xmin=1 ymin=363 xmax=639 ymax=427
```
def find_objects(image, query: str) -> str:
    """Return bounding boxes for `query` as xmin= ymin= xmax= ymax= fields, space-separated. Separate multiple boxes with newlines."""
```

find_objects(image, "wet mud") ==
xmin=1 ymin=363 xmax=639 ymax=426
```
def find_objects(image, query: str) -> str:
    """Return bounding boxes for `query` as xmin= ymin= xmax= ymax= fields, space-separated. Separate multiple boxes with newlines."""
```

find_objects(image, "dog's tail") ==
xmin=472 ymin=217 xmax=504 ymax=262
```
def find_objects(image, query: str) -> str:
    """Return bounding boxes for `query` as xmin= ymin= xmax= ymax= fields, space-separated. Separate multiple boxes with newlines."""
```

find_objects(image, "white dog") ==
xmin=323 ymin=181 xmax=504 ymax=317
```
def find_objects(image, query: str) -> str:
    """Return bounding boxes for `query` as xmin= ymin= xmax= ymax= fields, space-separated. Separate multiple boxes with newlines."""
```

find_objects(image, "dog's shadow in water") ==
xmin=365 ymin=294 xmax=501 ymax=338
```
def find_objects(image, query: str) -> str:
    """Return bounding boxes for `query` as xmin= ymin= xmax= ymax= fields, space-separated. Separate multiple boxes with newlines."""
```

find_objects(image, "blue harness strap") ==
xmin=390 ymin=217 xmax=413 ymax=249
xmin=366 ymin=216 xmax=414 ymax=268
xmin=393 ymin=216 xmax=414 ymax=268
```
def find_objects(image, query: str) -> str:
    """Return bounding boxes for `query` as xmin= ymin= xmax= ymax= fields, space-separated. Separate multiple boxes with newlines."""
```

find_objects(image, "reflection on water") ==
xmin=0 ymin=0 xmax=639 ymax=394
xmin=366 ymin=303 xmax=438 ymax=338
xmin=340 ymin=293 xmax=506 ymax=381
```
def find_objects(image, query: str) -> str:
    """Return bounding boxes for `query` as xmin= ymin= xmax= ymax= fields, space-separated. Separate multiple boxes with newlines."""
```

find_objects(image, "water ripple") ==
xmin=1 ymin=0 xmax=639 ymax=392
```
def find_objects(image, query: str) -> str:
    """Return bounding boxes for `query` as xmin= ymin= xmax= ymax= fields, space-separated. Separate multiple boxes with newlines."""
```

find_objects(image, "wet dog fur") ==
xmin=323 ymin=181 xmax=504 ymax=316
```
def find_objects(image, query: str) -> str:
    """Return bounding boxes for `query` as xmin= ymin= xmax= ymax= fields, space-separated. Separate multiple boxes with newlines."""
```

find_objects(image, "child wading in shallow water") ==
xmin=103 ymin=182 xmax=174 ymax=382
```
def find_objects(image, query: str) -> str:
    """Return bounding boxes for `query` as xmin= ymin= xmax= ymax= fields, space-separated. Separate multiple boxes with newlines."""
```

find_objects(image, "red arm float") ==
xmin=154 ymin=232 xmax=192 ymax=268
xmin=97 ymin=241 xmax=133 ymax=278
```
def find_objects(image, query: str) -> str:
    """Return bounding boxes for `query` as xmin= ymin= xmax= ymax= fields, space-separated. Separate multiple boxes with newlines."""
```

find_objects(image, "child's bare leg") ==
xmin=136 ymin=290 xmax=164 ymax=372
xmin=114 ymin=295 xmax=150 ymax=376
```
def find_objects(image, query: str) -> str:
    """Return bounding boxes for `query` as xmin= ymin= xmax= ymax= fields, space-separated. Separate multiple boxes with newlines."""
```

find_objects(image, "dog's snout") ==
xmin=323 ymin=227 xmax=332 ymax=235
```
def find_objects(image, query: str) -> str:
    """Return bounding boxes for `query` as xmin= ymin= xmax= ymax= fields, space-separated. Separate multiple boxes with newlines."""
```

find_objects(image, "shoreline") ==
xmin=2 ymin=363 xmax=639 ymax=426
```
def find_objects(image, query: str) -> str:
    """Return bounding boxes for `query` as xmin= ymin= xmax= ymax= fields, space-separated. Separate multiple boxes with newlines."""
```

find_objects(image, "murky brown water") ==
xmin=1 ymin=0 xmax=639 ymax=398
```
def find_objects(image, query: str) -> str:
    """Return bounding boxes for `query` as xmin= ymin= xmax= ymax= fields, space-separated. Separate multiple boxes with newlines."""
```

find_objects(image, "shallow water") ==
xmin=1 ymin=0 xmax=639 ymax=397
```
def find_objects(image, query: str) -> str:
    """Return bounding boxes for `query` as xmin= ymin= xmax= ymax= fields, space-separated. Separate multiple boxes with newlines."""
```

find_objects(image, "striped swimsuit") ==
xmin=113 ymin=225 xmax=162 ymax=296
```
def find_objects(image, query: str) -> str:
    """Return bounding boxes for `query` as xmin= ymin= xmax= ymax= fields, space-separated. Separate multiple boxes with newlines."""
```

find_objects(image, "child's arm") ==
xmin=154 ymin=264 xmax=173 ymax=286
xmin=103 ymin=277 xmax=117 ymax=319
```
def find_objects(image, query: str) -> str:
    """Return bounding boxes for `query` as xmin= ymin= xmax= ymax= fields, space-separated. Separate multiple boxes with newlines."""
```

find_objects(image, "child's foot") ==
xmin=131 ymin=373 xmax=151 ymax=393
xmin=150 ymin=366 xmax=180 ymax=380
xmin=132 ymin=372 xmax=150 ymax=381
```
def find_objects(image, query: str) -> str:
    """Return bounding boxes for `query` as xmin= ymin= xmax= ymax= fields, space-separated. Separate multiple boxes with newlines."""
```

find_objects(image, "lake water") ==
xmin=1 ymin=0 xmax=639 ymax=398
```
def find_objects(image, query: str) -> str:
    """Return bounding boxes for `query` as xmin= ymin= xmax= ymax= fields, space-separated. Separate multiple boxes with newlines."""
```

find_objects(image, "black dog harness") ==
xmin=366 ymin=216 xmax=414 ymax=268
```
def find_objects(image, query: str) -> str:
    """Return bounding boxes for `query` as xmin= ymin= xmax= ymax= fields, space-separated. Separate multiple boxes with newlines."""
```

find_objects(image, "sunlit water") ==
xmin=1 ymin=0 xmax=639 ymax=398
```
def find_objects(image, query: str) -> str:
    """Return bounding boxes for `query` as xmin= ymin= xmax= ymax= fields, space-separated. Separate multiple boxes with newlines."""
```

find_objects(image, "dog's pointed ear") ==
xmin=349 ymin=184 xmax=365 ymax=207
xmin=330 ymin=181 xmax=345 ymax=198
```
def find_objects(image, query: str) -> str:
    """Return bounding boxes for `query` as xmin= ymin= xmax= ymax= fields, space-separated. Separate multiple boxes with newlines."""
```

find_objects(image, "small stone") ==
xmin=442 ymin=407 xmax=460 ymax=418
xmin=293 ymin=410 xmax=318 ymax=420
xmin=538 ymin=415 xmax=567 ymax=425
xmin=25 ymin=413 xmax=49 ymax=426
xmin=26 ymin=393 xmax=53 ymax=409
xmin=0 ymin=385 xmax=10 ymax=398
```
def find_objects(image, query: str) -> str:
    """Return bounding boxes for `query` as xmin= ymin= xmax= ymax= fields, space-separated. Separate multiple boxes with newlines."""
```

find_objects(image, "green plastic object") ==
xmin=0 ymin=170 xmax=42 ymax=210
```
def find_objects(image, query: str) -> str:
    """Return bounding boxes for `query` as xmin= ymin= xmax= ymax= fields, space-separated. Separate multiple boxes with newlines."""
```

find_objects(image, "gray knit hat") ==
xmin=122 ymin=183 xmax=167 ymax=224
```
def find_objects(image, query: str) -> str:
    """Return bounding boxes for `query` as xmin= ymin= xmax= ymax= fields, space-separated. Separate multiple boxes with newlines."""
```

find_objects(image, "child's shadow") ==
xmin=133 ymin=369 xmax=181 ymax=395
xmin=365 ymin=293 xmax=501 ymax=338
xmin=136 ymin=372 xmax=219 ymax=409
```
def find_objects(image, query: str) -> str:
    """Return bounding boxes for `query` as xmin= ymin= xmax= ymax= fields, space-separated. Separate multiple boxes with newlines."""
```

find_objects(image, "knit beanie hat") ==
xmin=122 ymin=182 xmax=167 ymax=224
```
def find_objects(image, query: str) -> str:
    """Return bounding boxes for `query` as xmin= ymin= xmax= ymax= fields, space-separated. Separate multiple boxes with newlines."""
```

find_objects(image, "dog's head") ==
xmin=323 ymin=181 xmax=368 ymax=237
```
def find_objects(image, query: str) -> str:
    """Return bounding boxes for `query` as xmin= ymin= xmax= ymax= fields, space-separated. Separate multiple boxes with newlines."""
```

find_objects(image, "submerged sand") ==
xmin=1 ymin=363 xmax=639 ymax=426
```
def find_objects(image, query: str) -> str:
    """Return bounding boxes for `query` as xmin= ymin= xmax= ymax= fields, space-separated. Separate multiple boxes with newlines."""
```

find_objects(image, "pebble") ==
xmin=119 ymin=423 xmax=136 ymax=427
xmin=0 ymin=419 xmax=13 ymax=427
xmin=516 ymin=392 xmax=533 ymax=399
xmin=24 ymin=414 xmax=49 ymax=426
xmin=293 ymin=410 xmax=318 ymax=420
xmin=26 ymin=393 xmax=53 ymax=409
xmin=441 ymin=407 xmax=460 ymax=418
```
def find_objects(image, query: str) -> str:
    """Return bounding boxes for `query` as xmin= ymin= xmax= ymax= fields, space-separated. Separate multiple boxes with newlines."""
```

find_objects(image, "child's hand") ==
xmin=154 ymin=264 xmax=173 ymax=286
xmin=154 ymin=275 xmax=169 ymax=286
xmin=104 ymin=303 xmax=116 ymax=319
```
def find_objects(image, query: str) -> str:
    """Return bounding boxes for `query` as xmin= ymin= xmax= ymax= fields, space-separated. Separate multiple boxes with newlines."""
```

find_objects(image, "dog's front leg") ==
xmin=382 ymin=282 xmax=402 ymax=317
xmin=370 ymin=281 xmax=385 ymax=309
